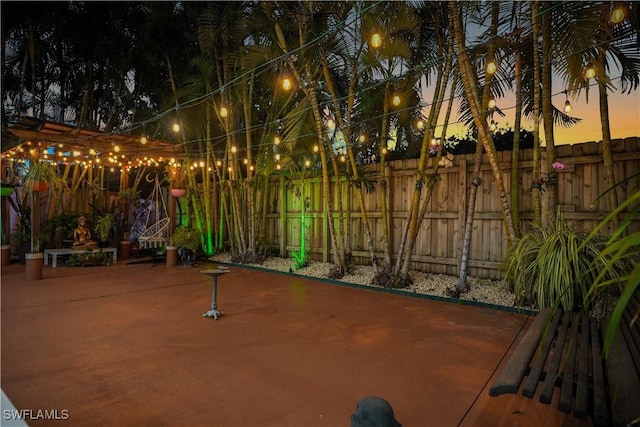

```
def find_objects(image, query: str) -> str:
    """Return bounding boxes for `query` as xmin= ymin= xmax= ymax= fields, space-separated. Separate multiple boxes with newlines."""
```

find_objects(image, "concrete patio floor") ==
xmin=1 ymin=260 xmax=593 ymax=426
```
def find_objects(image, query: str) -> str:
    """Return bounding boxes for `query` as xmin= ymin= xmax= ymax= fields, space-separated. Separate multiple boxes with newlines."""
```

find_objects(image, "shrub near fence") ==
xmin=260 ymin=138 xmax=640 ymax=280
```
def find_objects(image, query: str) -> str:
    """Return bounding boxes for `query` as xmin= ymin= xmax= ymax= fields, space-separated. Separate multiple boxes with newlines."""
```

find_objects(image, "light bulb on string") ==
xmin=172 ymin=123 xmax=180 ymax=133
xmin=371 ymin=32 xmax=382 ymax=48
xmin=486 ymin=60 xmax=497 ymax=75
xmin=563 ymin=90 xmax=572 ymax=113
xmin=584 ymin=63 xmax=596 ymax=79
xmin=313 ymin=144 xmax=319 ymax=153
xmin=220 ymin=107 xmax=228 ymax=118
xmin=392 ymin=95 xmax=401 ymax=107
xmin=611 ymin=4 xmax=626 ymax=24
xmin=416 ymin=120 xmax=424 ymax=130
xmin=359 ymin=134 xmax=366 ymax=143
xmin=140 ymin=135 xmax=147 ymax=145
xmin=274 ymin=135 xmax=281 ymax=145
xmin=282 ymin=78 xmax=292 ymax=91
xmin=231 ymin=145 xmax=237 ymax=154
xmin=488 ymin=95 xmax=496 ymax=110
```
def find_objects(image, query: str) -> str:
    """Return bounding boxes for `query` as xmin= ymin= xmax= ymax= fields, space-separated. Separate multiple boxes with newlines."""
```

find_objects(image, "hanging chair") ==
xmin=137 ymin=175 xmax=170 ymax=249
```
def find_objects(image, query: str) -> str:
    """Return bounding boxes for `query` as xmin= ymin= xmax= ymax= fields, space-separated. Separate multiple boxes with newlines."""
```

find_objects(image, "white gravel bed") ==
xmin=209 ymin=253 xmax=526 ymax=310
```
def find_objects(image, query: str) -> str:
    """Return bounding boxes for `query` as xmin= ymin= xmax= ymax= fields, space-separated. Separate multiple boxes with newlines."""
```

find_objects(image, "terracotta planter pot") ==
xmin=25 ymin=252 xmax=44 ymax=280
xmin=166 ymin=246 xmax=178 ymax=266
xmin=29 ymin=181 xmax=48 ymax=192
xmin=171 ymin=188 xmax=187 ymax=198
xmin=0 ymin=187 xmax=15 ymax=197
xmin=119 ymin=241 xmax=131 ymax=259
xmin=1 ymin=245 xmax=11 ymax=266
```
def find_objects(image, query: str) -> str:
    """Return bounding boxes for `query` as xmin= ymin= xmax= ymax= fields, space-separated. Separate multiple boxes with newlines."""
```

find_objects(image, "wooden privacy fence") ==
xmin=259 ymin=138 xmax=640 ymax=279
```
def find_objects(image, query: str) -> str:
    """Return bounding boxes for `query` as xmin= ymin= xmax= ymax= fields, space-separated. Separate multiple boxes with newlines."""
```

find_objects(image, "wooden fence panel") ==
xmin=255 ymin=138 xmax=639 ymax=279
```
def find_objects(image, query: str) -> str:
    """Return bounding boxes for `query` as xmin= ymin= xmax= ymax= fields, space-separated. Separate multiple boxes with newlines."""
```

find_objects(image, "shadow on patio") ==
xmin=1 ymin=261 xmax=592 ymax=426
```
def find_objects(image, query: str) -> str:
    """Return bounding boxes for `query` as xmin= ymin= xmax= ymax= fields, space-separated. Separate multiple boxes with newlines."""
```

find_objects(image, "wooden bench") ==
xmin=490 ymin=292 xmax=640 ymax=426
xmin=44 ymin=248 xmax=118 ymax=268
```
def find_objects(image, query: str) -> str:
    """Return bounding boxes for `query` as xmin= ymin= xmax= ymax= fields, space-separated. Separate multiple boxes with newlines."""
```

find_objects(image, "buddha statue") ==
xmin=72 ymin=216 xmax=98 ymax=250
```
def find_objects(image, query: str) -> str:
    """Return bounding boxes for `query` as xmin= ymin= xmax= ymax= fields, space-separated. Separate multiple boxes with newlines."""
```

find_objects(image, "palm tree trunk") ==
xmin=541 ymin=3 xmax=557 ymax=218
xmin=511 ymin=48 xmax=523 ymax=237
xmin=451 ymin=2 xmax=516 ymax=265
xmin=397 ymin=35 xmax=454 ymax=282
xmin=532 ymin=1 xmax=542 ymax=226
xmin=597 ymin=49 xmax=620 ymax=229
xmin=455 ymin=1 xmax=503 ymax=292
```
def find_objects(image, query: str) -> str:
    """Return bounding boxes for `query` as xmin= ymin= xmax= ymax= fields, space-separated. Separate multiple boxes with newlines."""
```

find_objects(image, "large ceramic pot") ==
xmin=119 ymin=240 xmax=131 ymax=259
xmin=1 ymin=245 xmax=11 ymax=266
xmin=29 ymin=181 xmax=48 ymax=193
xmin=171 ymin=188 xmax=187 ymax=198
xmin=166 ymin=245 xmax=178 ymax=266
xmin=25 ymin=252 xmax=44 ymax=280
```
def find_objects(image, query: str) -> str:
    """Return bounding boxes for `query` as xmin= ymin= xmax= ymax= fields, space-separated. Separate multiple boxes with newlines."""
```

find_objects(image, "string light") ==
xmin=611 ymin=4 xmax=626 ymax=24
xmin=231 ymin=145 xmax=237 ymax=154
xmin=371 ymin=32 xmax=382 ymax=48
xmin=220 ymin=107 xmax=228 ymax=118
xmin=486 ymin=60 xmax=497 ymax=75
xmin=584 ymin=63 xmax=596 ymax=79
xmin=140 ymin=135 xmax=147 ymax=144
xmin=282 ymin=78 xmax=292 ymax=91
xmin=392 ymin=95 xmax=401 ymax=106
xmin=172 ymin=123 xmax=180 ymax=133
xmin=563 ymin=90 xmax=572 ymax=113
xmin=488 ymin=95 xmax=496 ymax=110
xmin=416 ymin=120 xmax=424 ymax=130
xmin=274 ymin=135 xmax=281 ymax=145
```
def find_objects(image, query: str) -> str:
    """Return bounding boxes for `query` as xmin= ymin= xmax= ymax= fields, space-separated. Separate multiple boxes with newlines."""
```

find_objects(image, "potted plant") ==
xmin=23 ymin=158 xmax=63 ymax=193
xmin=94 ymin=213 xmax=118 ymax=246
xmin=0 ymin=179 xmax=17 ymax=197
xmin=168 ymin=165 xmax=188 ymax=197
xmin=170 ymin=226 xmax=201 ymax=266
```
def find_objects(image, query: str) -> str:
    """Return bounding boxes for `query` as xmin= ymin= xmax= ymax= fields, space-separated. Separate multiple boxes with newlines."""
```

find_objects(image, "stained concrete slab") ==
xmin=1 ymin=261 xmax=592 ymax=426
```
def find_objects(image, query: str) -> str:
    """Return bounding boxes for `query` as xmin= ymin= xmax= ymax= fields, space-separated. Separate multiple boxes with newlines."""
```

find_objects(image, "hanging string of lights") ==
xmin=2 ymin=2 xmax=632 ymax=175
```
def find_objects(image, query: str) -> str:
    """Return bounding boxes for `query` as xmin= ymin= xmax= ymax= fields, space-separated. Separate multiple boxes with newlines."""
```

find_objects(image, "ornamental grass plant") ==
xmin=503 ymin=210 xmax=633 ymax=312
